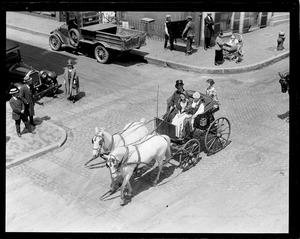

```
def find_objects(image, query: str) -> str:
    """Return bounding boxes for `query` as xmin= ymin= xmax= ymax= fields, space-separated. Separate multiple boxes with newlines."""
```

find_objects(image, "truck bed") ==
xmin=80 ymin=23 xmax=146 ymax=51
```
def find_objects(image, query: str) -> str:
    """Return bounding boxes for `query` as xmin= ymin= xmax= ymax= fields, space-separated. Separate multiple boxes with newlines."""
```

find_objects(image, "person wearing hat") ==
xmin=9 ymin=87 xmax=35 ymax=137
xmin=164 ymin=14 xmax=175 ymax=51
xmin=182 ymin=15 xmax=195 ymax=55
xmin=164 ymin=79 xmax=187 ymax=122
xmin=204 ymin=13 xmax=215 ymax=50
xmin=182 ymin=91 xmax=205 ymax=139
xmin=63 ymin=59 xmax=80 ymax=103
xmin=19 ymin=74 xmax=36 ymax=126
xmin=205 ymin=78 xmax=220 ymax=117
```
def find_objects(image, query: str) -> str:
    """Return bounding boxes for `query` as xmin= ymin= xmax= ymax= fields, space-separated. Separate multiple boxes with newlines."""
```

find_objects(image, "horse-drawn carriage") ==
xmin=88 ymin=93 xmax=231 ymax=205
xmin=155 ymin=92 xmax=231 ymax=170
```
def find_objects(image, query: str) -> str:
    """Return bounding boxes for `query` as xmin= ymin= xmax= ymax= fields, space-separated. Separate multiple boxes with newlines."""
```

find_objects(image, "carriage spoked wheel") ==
xmin=205 ymin=117 xmax=231 ymax=154
xmin=179 ymin=139 xmax=200 ymax=170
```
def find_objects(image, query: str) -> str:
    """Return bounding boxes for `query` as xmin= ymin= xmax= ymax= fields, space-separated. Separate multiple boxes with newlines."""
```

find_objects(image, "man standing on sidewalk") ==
xmin=182 ymin=16 xmax=195 ymax=55
xmin=9 ymin=88 xmax=35 ymax=137
xmin=204 ymin=13 xmax=214 ymax=50
xmin=164 ymin=14 xmax=175 ymax=51
xmin=19 ymin=75 xmax=36 ymax=126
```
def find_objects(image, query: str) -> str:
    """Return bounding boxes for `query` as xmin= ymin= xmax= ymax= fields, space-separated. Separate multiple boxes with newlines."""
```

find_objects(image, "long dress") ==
xmin=171 ymin=100 xmax=189 ymax=137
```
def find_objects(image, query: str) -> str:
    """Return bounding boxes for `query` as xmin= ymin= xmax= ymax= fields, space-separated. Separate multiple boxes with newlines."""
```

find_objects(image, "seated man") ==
xmin=223 ymin=35 xmax=239 ymax=52
xmin=181 ymin=92 xmax=205 ymax=139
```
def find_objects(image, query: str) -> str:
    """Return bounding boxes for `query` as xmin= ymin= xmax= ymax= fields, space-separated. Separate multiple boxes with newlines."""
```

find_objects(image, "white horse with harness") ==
xmin=103 ymin=134 xmax=172 ymax=206
xmin=87 ymin=118 xmax=149 ymax=167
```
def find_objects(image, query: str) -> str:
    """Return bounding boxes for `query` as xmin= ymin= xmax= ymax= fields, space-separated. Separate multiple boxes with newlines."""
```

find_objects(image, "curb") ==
xmin=7 ymin=24 xmax=289 ymax=74
xmin=6 ymin=121 xmax=67 ymax=169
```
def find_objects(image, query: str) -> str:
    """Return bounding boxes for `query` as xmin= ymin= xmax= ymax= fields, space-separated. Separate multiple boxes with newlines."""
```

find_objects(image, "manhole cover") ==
xmin=235 ymin=149 xmax=264 ymax=166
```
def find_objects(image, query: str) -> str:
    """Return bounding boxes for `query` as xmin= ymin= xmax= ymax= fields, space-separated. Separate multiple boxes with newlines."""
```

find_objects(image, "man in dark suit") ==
xmin=204 ymin=13 xmax=215 ymax=50
xmin=9 ymin=88 xmax=35 ymax=137
xmin=182 ymin=16 xmax=196 ymax=55
xmin=19 ymin=75 xmax=36 ymax=126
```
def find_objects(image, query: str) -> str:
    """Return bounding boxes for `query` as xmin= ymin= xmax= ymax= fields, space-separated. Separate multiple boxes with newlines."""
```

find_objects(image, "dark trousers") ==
xmin=186 ymin=36 xmax=194 ymax=53
xmin=204 ymin=37 xmax=211 ymax=48
xmin=164 ymin=34 xmax=174 ymax=49
xmin=15 ymin=114 xmax=31 ymax=134
xmin=215 ymin=49 xmax=224 ymax=64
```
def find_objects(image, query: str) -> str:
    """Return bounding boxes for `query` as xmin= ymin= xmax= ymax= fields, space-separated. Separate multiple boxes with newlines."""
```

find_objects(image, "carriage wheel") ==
xmin=179 ymin=139 xmax=200 ymax=170
xmin=205 ymin=117 xmax=231 ymax=154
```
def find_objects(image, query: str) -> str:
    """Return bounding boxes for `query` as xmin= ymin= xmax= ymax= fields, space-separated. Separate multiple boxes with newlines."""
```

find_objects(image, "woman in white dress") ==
xmin=171 ymin=92 xmax=190 ymax=137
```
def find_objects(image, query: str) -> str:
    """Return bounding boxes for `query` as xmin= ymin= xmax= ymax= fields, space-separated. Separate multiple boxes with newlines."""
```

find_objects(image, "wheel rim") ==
xmin=179 ymin=139 xmax=200 ymax=170
xmin=96 ymin=48 xmax=106 ymax=60
xmin=95 ymin=46 xmax=109 ymax=63
xmin=205 ymin=117 xmax=231 ymax=154
xmin=70 ymin=32 xmax=78 ymax=44
xmin=50 ymin=36 xmax=59 ymax=49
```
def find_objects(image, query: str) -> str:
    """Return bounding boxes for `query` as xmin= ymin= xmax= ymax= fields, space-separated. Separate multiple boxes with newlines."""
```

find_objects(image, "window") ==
xmin=214 ymin=12 xmax=233 ymax=33
xmin=249 ymin=12 xmax=259 ymax=27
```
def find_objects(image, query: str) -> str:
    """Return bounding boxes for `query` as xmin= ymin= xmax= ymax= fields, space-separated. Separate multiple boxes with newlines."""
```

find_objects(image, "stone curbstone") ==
xmin=6 ymin=121 xmax=67 ymax=169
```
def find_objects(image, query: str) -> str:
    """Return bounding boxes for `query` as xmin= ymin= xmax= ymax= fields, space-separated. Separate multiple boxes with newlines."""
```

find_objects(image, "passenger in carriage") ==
xmin=206 ymin=78 xmax=220 ymax=114
xmin=164 ymin=79 xmax=186 ymax=122
xmin=171 ymin=92 xmax=191 ymax=137
xmin=181 ymin=92 xmax=205 ymax=139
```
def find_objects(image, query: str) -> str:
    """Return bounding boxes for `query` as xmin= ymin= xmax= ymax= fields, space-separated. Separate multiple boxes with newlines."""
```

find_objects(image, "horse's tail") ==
xmin=160 ymin=135 xmax=172 ymax=161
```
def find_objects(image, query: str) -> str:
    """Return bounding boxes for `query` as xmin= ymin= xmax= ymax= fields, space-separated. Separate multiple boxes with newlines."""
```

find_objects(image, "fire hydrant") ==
xmin=277 ymin=31 xmax=285 ymax=51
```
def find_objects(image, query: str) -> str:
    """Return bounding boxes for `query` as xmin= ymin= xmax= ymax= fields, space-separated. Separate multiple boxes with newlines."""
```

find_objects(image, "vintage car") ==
xmin=6 ymin=39 xmax=61 ymax=101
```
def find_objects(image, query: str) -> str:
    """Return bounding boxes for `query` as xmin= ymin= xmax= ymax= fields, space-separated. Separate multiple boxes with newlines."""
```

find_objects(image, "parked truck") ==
xmin=49 ymin=11 xmax=147 ymax=63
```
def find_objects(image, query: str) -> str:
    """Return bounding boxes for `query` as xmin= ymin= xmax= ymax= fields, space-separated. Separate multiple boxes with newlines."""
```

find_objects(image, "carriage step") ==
xmin=166 ymin=159 xmax=180 ymax=167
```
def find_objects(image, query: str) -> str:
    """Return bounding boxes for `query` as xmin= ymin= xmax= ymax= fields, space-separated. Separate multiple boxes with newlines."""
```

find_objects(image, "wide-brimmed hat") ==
xmin=67 ymin=59 xmax=74 ymax=66
xmin=23 ymin=75 xmax=32 ymax=83
xmin=9 ymin=87 xmax=19 ymax=94
xmin=166 ymin=14 xmax=171 ymax=19
xmin=175 ymin=79 xmax=184 ymax=87
xmin=187 ymin=16 xmax=192 ymax=20
xmin=193 ymin=92 xmax=200 ymax=99
xmin=206 ymin=78 xmax=215 ymax=85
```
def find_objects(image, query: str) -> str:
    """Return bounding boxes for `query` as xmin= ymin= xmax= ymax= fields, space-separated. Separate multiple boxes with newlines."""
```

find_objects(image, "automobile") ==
xmin=6 ymin=39 xmax=61 ymax=101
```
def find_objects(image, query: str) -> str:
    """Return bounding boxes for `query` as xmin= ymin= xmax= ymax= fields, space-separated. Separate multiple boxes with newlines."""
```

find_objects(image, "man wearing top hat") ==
xmin=204 ymin=13 xmax=215 ymax=50
xmin=19 ymin=74 xmax=36 ymax=126
xmin=164 ymin=79 xmax=187 ymax=122
xmin=63 ymin=59 xmax=80 ymax=103
xmin=182 ymin=15 xmax=195 ymax=55
xmin=9 ymin=87 xmax=35 ymax=137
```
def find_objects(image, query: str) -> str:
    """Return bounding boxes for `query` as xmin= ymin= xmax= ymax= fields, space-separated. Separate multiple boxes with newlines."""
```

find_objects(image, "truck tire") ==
xmin=94 ymin=45 xmax=110 ymax=64
xmin=68 ymin=28 xmax=80 ymax=47
xmin=49 ymin=34 xmax=62 ymax=51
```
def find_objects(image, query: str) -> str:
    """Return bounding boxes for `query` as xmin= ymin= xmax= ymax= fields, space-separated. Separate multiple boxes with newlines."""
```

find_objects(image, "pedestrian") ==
xmin=63 ymin=59 xmax=80 ymax=103
xmin=214 ymin=31 xmax=225 ymax=65
xmin=19 ymin=75 xmax=36 ymax=126
xmin=164 ymin=79 xmax=187 ymax=122
xmin=9 ymin=87 xmax=35 ymax=137
xmin=182 ymin=16 xmax=195 ymax=55
xmin=204 ymin=13 xmax=215 ymax=50
xmin=164 ymin=14 xmax=175 ymax=51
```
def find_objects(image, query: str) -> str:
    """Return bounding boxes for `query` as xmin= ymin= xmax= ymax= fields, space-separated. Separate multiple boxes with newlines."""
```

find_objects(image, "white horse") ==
xmin=103 ymin=134 xmax=172 ymax=205
xmin=92 ymin=118 xmax=149 ymax=159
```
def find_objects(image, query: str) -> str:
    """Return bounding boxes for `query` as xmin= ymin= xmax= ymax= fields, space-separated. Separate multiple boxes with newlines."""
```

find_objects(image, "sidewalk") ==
xmin=5 ymin=11 xmax=290 ymax=167
xmin=6 ymin=11 xmax=290 ymax=74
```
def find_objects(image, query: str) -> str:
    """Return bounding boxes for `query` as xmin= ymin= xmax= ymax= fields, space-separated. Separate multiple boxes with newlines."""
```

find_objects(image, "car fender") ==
xmin=50 ymin=30 xmax=66 ymax=45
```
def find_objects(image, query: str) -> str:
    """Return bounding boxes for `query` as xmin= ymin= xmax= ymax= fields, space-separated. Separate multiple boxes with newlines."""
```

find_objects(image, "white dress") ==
xmin=171 ymin=101 xmax=189 ymax=137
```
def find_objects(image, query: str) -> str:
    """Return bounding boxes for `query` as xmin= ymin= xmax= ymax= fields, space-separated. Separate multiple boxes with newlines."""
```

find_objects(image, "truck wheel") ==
xmin=49 ymin=34 xmax=62 ymax=51
xmin=94 ymin=45 xmax=110 ymax=64
xmin=68 ymin=28 xmax=80 ymax=47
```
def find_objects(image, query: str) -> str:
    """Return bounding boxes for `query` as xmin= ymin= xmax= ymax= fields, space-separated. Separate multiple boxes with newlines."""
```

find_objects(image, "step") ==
xmin=269 ymin=18 xmax=290 ymax=27
xmin=270 ymin=13 xmax=290 ymax=21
